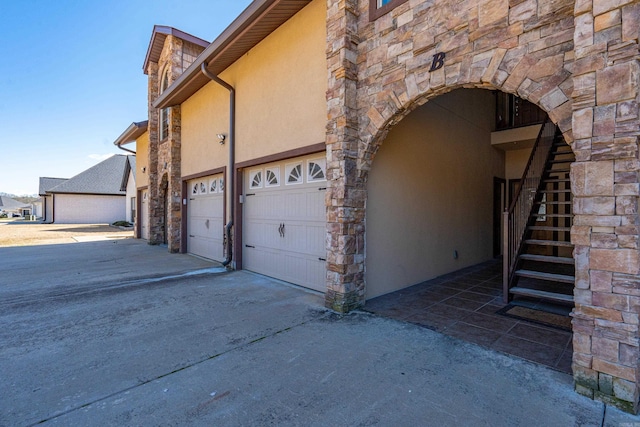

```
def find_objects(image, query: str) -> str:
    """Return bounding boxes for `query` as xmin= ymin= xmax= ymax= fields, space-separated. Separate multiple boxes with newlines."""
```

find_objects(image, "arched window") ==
xmin=159 ymin=67 xmax=170 ymax=141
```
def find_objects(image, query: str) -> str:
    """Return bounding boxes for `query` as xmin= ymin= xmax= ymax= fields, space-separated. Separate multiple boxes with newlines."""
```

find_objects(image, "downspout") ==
xmin=201 ymin=62 xmax=235 ymax=267
xmin=115 ymin=144 xmax=136 ymax=155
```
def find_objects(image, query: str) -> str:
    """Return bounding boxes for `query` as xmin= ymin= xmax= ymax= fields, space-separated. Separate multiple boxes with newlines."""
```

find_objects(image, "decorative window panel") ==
xmin=285 ymin=163 xmax=303 ymax=185
xmin=265 ymin=167 xmax=280 ymax=187
xmin=307 ymin=159 xmax=326 ymax=182
xmin=249 ymin=170 xmax=263 ymax=189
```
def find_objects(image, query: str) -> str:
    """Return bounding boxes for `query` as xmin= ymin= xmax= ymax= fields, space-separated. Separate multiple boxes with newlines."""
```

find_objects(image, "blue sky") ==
xmin=0 ymin=0 xmax=251 ymax=196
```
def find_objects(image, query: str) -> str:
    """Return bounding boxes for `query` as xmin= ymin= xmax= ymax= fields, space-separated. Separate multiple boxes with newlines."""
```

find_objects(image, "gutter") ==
xmin=116 ymin=145 xmax=136 ymax=155
xmin=200 ymin=62 xmax=235 ymax=267
xmin=113 ymin=121 xmax=149 ymax=155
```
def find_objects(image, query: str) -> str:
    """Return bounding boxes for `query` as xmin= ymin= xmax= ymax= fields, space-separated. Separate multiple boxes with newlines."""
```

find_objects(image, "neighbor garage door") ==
xmin=187 ymin=174 xmax=224 ymax=262
xmin=243 ymin=154 xmax=326 ymax=292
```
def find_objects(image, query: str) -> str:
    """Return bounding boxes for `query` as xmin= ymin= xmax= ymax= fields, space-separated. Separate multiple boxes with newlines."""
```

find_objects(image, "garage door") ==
xmin=141 ymin=190 xmax=149 ymax=240
xmin=187 ymin=175 xmax=224 ymax=262
xmin=243 ymin=154 xmax=326 ymax=292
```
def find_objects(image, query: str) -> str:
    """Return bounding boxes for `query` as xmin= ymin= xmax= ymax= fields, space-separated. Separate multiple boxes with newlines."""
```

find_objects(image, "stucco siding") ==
xmin=53 ymin=194 xmax=126 ymax=224
xmin=136 ymin=132 xmax=149 ymax=188
xmin=181 ymin=0 xmax=326 ymax=177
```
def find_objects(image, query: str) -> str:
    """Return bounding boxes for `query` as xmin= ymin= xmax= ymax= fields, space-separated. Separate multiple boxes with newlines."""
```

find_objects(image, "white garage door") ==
xmin=243 ymin=154 xmax=326 ymax=292
xmin=141 ymin=190 xmax=149 ymax=240
xmin=187 ymin=175 xmax=225 ymax=262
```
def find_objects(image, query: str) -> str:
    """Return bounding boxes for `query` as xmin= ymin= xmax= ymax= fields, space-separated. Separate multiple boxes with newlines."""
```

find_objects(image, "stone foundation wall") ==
xmin=326 ymin=0 xmax=640 ymax=413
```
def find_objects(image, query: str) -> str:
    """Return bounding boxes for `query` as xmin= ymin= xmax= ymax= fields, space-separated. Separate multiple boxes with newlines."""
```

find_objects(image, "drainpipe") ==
xmin=115 ymin=144 xmax=136 ymax=155
xmin=201 ymin=62 xmax=235 ymax=267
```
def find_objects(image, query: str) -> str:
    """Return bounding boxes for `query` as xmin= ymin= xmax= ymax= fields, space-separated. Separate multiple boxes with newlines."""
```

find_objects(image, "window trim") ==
xmin=369 ymin=0 xmax=409 ymax=21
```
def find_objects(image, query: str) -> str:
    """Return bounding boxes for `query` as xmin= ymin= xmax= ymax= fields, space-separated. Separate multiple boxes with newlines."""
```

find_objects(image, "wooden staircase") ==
xmin=503 ymin=118 xmax=575 ymax=306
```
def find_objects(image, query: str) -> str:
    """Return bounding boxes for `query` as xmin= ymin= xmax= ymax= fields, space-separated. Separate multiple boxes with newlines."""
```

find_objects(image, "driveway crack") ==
xmin=30 ymin=311 xmax=332 ymax=426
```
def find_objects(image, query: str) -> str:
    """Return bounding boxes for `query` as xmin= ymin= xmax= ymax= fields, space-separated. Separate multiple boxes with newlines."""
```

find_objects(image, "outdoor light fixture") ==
xmin=217 ymin=133 xmax=226 ymax=145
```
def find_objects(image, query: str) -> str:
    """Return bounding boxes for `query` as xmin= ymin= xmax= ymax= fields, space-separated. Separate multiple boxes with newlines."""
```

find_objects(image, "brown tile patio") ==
xmin=363 ymin=260 xmax=573 ymax=374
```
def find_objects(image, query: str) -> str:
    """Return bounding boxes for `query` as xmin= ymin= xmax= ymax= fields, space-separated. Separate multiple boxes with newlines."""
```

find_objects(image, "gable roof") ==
xmin=46 ymin=155 xmax=129 ymax=196
xmin=154 ymin=0 xmax=312 ymax=109
xmin=120 ymin=156 xmax=136 ymax=192
xmin=0 ymin=196 xmax=30 ymax=210
xmin=143 ymin=26 xmax=210 ymax=75
xmin=39 ymin=177 xmax=68 ymax=196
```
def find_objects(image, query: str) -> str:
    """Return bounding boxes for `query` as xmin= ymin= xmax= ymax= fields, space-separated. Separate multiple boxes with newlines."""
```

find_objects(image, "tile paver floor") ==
xmin=363 ymin=260 xmax=573 ymax=374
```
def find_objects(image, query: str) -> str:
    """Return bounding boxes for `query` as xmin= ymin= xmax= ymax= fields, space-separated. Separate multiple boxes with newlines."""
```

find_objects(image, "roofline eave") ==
xmin=113 ymin=121 xmax=149 ymax=147
xmin=154 ymin=0 xmax=312 ymax=109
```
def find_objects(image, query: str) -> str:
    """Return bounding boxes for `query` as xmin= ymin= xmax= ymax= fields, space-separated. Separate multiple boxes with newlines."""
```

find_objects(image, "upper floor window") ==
xmin=369 ymin=0 xmax=409 ymax=21
xmin=159 ymin=67 xmax=170 ymax=141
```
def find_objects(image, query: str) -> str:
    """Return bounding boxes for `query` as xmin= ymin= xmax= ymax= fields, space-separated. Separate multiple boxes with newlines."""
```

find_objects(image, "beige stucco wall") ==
xmin=136 ymin=131 xmax=149 ymax=188
xmin=365 ymin=89 xmax=504 ymax=299
xmin=505 ymin=148 xmax=531 ymax=182
xmin=181 ymin=0 xmax=326 ymax=176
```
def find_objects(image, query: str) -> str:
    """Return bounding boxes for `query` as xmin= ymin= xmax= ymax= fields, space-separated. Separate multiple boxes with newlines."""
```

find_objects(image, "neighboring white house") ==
xmin=40 ymin=155 xmax=132 ymax=224
xmin=39 ymin=177 xmax=68 ymax=223
xmin=33 ymin=199 xmax=42 ymax=218
xmin=0 ymin=196 xmax=32 ymax=217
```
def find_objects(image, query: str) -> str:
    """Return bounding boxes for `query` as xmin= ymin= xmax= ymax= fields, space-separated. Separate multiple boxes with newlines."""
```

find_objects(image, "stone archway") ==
xmin=325 ymin=23 xmax=575 ymax=313
xmin=325 ymin=0 xmax=640 ymax=413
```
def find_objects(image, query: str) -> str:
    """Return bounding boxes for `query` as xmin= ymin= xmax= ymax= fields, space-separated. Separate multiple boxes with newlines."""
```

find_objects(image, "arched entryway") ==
xmin=363 ymin=88 xmax=574 ymax=372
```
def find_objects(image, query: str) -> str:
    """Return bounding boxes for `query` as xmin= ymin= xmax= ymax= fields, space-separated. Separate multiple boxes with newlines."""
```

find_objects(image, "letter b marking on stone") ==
xmin=429 ymin=52 xmax=446 ymax=72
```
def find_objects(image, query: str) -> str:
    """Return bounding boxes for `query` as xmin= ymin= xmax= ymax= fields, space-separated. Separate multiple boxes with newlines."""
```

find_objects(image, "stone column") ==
xmin=167 ymin=104 xmax=182 ymax=253
xmin=571 ymin=0 xmax=640 ymax=413
xmin=325 ymin=0 xmax=366 ymax=312
xmin=147 ymin=62 xmax=162 ymax=245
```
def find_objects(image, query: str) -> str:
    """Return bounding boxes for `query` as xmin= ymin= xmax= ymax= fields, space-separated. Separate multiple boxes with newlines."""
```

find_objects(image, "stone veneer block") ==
xmin=591 ymin=248 xmax=640 ymax=274
xmin=596 ymin=62 xmax=639 ymax=105
xmin=572 ymin=161 xmax=615 ymax=196
xmin=622 ymin=3 xmax=640 ymax=42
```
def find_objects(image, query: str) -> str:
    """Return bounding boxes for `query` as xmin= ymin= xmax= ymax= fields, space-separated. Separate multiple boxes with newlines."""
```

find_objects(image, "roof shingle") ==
xmin=46 ymin=155 xmax=128 ymax=196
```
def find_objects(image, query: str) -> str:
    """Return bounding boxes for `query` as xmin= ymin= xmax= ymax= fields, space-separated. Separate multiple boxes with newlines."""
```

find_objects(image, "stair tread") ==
xmin=532 ymin=213 xmax=572 ymax=217
xmin=519 ymin=254 xmax=575 ymax=264
xmin=528 ymin=226 xmax=571 ymax=232
xmin=525 ymin=239 xmax=573 ymax=247
xmin=540 ymin=189 xmax=572 ymax=193
xmin=510 ymin=287 xmax=574 ymax=303
xmin=543 ymin=178 xmax=571 ymax=183
xmin=515 ymin=269 xmax=575 ymax=284
xmin=534 ymin=201 xmax=571 ymax=205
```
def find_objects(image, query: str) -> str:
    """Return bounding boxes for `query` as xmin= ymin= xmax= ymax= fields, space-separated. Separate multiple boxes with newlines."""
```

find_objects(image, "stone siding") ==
xmin=147 ymin=35 xmax=186 ymax=252
xmin=569 ymin=0 xmax=640 ymax=413
xmin=326 ymin=0 xmax=640 ymax=413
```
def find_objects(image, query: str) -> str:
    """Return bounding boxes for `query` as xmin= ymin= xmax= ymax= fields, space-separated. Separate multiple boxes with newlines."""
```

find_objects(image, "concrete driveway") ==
xmin=1 ymin=238 xmax=639 ymax=426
